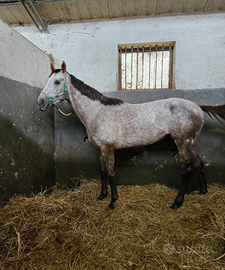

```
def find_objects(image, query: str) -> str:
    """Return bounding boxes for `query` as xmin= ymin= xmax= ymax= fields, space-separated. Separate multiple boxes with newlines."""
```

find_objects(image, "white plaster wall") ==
xmin=0 ymin=20 xmax=50 ymax=88
xmin=14 ymin=13 xmax=225 ymax=92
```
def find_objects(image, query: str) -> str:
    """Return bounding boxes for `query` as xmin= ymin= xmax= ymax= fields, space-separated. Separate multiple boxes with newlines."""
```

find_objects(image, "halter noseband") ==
xmin=41 ymin=73 xmax=67 ymax=107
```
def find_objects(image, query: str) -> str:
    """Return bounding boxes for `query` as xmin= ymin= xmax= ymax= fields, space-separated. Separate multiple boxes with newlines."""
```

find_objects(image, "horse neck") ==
xmin=66 ymin=76 xmax=102 ymax=128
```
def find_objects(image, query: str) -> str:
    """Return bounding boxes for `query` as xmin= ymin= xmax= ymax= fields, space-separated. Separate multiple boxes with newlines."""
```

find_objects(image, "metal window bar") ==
xmin=125 ymin=46 xmax=127 ymax=90
xmin=161 ymin=45 xmax=164 ymax=89
xmin=155 ymin=45 xmax=158 ymax=89
xmin=131 ymin=46 xmax=133 ymax=90
xmin=136 ymin=46 xmax=139 ymax=90
xmin=119 ymin=43 xmax=174 ymax=91
xmin=169 ymin=44 xmax=173 ymax=89
xmin=142 ymin=46 xmax=144 ymax=90
xmin=149 ymin=45 xmax=151 ymax=89
xmin=119 ymin=47 xmax=122 ymax=90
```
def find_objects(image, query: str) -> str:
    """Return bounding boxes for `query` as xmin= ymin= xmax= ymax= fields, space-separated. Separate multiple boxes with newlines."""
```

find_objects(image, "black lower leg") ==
xmin=198 ymin=173 xmax=207 ymax=194
xmin=192 ymin=154 xmax=207 ymax=194
xmin=98 ymin=171 xmax=108 ymax=201
xmin=170 ymin=169 xmax=192 ymax=210
xmin=107 ymin=174 xmax=118 ymax=210
xmin=195 ymin=163 xmax=207 ymax=194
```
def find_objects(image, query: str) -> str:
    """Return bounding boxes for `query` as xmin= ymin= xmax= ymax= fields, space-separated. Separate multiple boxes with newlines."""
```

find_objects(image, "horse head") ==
xmin=37 ymin=61 xmax=67 ymax=111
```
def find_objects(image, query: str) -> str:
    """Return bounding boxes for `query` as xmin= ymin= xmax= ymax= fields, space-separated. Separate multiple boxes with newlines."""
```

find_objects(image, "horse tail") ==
xmin=200 ymin=104 xmax=225 ymax=122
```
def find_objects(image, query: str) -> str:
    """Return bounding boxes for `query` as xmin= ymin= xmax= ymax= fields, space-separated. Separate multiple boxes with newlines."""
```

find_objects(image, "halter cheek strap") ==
xmin=41 ymin=73 xmax=67 ymax=107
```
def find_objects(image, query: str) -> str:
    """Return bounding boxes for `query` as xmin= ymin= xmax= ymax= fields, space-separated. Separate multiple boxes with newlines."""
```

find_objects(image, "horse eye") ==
xmin=55 ymin=80 xmax=60 ymax=85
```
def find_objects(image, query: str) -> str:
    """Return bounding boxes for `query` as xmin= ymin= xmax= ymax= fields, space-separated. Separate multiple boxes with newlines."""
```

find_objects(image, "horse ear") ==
xmin=51 ymin=63 xmax=55 ymax=72
xmin=61 ymin=61 xmax=66 ymax=73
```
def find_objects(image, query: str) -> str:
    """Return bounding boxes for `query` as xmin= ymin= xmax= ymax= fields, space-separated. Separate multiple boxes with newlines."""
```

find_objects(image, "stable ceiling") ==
xmin=0 ymin=0 xmax=225 ymax=32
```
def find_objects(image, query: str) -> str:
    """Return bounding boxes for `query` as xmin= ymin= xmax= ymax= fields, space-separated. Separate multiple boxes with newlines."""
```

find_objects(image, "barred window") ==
xmin=118 ymin=42 xmax=175 ymax=91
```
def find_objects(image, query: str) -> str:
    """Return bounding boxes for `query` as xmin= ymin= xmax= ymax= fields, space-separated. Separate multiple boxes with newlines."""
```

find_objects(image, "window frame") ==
xmin=118 ymin=41 xmax=175 ymax=91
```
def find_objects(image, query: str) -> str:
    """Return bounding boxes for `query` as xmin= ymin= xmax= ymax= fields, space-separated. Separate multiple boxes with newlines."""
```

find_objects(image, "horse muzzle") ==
xmin=37 ymin=96 xmax=50 ymax=111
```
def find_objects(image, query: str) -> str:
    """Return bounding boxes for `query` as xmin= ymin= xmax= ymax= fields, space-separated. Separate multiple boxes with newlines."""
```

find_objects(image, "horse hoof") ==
xmin=170 ymin=202 xmax=182 ymax=210
xmin=98 ymin=192 xmax=107 ymax=201
xmin=97 ymin=194 xmax=106 ymax=201
xmin=199 ymin=189 xmax=208 ymax=195
xmin=107 ymin=203 xmax=115 ymax=210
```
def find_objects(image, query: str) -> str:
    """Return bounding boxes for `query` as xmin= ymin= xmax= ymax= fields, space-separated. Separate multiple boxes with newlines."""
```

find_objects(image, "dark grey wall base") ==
xmin=0 ymin=76 xmax=55 ymax=206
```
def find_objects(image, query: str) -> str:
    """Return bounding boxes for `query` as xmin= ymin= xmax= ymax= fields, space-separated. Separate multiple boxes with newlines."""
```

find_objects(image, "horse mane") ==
xmin=70 ymin=74 xmax=124 ymax=106
xmin=49 ymin=68 xmax=124 ymax=105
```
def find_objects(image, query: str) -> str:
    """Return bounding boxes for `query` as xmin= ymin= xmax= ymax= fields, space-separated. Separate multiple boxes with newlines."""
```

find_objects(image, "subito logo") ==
xmin=163 ymin=243 xmax=175 ymax=255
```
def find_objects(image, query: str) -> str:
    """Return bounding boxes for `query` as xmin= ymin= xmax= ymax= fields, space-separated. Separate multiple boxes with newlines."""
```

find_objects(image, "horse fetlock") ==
xmin=98 ymin=193 xmax=107 ymax=201
xmin=170 ymin=198 xmax=184 ymax=210
xmin=112 ymin=193 xmax=118 ymax=203
xmin=107 ymin=202 xmax=115 ymax=210
xmin=199 ymin=187 xmax=208 ymax=195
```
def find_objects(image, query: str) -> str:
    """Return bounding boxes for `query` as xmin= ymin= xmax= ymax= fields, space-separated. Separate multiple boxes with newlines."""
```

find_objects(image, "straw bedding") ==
xmin=1 ymin=179 xmax=225 ymax=270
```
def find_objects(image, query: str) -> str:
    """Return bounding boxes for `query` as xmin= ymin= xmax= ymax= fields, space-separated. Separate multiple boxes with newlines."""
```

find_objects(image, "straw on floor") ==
xmin=0 ymin=179 xmax=225 ymax=270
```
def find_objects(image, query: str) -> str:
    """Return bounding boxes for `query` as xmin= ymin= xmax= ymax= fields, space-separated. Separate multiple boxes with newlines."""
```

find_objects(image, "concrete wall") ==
xmin=55 ymin=88 xmax=225 ymax=192
xmin=0 ymin=20 xmax=50 ymax=88
xmin=15 ymin=13 xmax=225 ymax=92
xmin=0 ymin=76 xmax=55 ymax=206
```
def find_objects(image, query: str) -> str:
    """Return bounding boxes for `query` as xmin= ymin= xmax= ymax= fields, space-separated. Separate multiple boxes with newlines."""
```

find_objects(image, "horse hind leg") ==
xmin=171 ymin=139 xmax=207 ymax=210
xmin=192 ymin=152 xmax=207 ymax=195
xmin=170 ymin=139 xmax=195 ymax=210
xmin=170 ymin=159 xmax=193 ymax=210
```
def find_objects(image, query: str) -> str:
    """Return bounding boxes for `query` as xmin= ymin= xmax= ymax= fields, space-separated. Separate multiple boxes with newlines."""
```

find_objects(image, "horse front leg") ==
xmin=98 ymin=154 xmax=108 ymax=201
xmin=107 ymin=171 xmax=118 ymax=210
xmin=100 ymin=145 xmax=118 ymax=210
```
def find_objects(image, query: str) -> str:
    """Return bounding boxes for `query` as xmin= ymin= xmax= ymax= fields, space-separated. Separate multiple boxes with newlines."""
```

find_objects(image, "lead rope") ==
xmin=57 ymin=108 xmax=73 ymax=116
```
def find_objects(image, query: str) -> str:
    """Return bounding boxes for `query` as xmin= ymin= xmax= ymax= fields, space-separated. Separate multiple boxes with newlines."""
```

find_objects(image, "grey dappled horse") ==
xmin=37 ymin=62 xmax=225 ymax=210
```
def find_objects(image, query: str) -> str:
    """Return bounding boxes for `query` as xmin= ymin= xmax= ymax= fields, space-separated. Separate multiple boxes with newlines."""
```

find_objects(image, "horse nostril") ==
xmin=37 ymin=98 xmax=44 ymax=108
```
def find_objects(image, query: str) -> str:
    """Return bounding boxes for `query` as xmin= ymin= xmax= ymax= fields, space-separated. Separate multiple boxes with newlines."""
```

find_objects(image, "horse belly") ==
xmin=114 ymin=127 xmax=167 ymax=149
xmin=90 ymin=103 xmax=169 ymax=149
